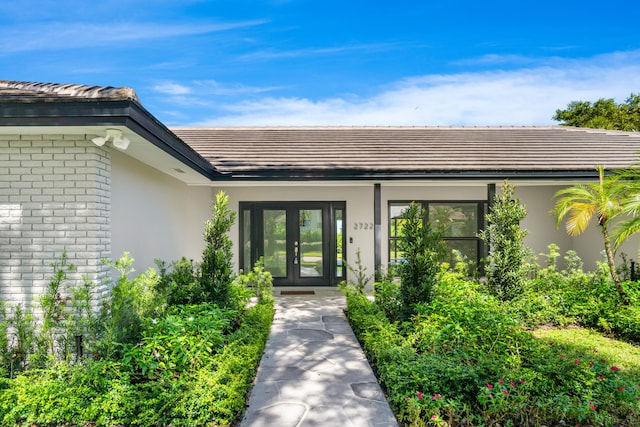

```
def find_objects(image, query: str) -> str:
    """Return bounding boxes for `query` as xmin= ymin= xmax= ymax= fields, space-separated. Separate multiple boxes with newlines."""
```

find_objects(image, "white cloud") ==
xmin=152 ymin=79 xmax=284 ymax=99
xmin=237 ymin=42 xmax=398 ymax=61
xmin=193 ymin=80 xmax=285 ymax=96
xmin=153 ymin=82 xmax=192 ymax=95
xmin=192 ymin=50 xmax=640 ymax=126
xmin=0 ymin=20 xmax=268 ymax=53
xmin=452 ymin=54 xmax=538 ymax=67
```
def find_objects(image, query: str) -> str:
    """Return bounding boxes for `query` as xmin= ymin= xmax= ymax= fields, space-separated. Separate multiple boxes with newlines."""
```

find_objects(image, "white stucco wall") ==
xmin=513 ymin=185 xmax=570 ymax=266
xmin=552 ymin=212 xmax=640 ymax=273
xmin=110 ymin=150 xmax=212 ymax=274
xmin=517 ymin=183 xmax=640 ymax=272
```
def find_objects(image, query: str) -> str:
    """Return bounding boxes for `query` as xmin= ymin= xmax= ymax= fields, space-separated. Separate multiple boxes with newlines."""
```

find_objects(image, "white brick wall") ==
xmin=0 ymin=134 xmax=111 ymax=309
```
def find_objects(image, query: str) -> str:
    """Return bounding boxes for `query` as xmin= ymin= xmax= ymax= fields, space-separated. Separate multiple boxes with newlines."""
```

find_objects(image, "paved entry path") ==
xmin=241 ymin=292 xmax=399 ymax=427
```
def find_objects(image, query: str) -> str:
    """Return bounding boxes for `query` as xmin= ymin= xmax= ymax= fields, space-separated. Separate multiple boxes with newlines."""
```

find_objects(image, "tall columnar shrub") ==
xmin=0 ymin=303 xmax=8 ymax=376
xmin=3 ymin=304 xmax=36 ymax=376
xmin=479 ymin=181 xmax=529 ymax=301
xmin=398 ymin=202 xmax=445 ymax=317
xmin=200 ymin=191 xmax=236 ymax=308
xmin=36 ymin=252 xmax=75 ymax=365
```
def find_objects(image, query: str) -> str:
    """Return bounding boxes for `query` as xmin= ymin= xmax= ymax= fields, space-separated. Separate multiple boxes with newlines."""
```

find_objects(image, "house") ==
xmin=2 ymin=80 xmax=640 ymax=307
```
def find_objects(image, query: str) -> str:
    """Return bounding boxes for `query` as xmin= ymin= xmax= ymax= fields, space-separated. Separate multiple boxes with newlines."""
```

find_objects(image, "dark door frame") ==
xmin=239 ymin=201 xmax=346 ymax=286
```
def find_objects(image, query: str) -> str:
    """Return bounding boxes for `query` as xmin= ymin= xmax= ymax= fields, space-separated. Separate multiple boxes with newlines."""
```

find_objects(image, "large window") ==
xmin=389 ymin=201 xmax=486 ymax=267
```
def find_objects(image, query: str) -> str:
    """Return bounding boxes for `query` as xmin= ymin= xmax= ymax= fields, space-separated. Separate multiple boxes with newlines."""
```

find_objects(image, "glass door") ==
xmin=297 ymin=208 xmax=324 ymax=279
xmin=240 ymin=202 xmax=345 ymax=286
xmin=263 ymin=209 xmax=287 ymax=278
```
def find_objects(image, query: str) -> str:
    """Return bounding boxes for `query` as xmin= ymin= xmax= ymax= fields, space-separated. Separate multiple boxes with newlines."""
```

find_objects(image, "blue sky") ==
xmin=2 ymin=0 xmax=640 ymax=126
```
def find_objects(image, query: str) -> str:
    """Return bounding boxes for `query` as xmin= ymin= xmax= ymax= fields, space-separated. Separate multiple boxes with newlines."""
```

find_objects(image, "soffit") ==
xmin=0 ymin=125 xmax=211 ymax=185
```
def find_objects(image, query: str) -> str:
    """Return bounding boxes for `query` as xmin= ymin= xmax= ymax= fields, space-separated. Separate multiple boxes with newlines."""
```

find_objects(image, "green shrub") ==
xmin=0 ymin=361 xmax=138 ymax=427
xmin=0 ymin=304 xmax=7 ymax=378
xmin=5 ymin=304 xmax=36 ymax=376
xmin=1 ymin=253 xmax=98 ymax=374
xmin=156 ymin=257 xmax=205 ymax=306
xmin=183 ymin=299 xmax=274 ymax=425
xmin=36 ymin=252 xmax=75 ymax=365
xmin=373 ymin=277 xmax=402 ymax=322
xmin=346 ymin=271 xmax=640 ymax=426
xmin=479 ymin=180 xmax=529 ymax=301
xmin=398 ymin=202 xmax=445 ymax=318
xmin=0 ymin=299 xmax=275 ymax=427
xmin=96 ymin=253 xmax=163 ymax=360
xmin=68 ymin=275 xmax=100 ymax=359
xmin=0 ymin=190 xmax=272 ymax=425
xmin=511 ymin=245 xmax=640 ymax=342
xmin=30 ymin=253 xmax=100 ymax=367
xmin=406 ymin=273 xmax=539 ymax=402
xmin=343 ymin=287 xmax=416 ymax=402
xmin=136 ymin=299 xmax=275 ymax=427
xmin=123 ymin=304 xmax=233 ymax=381
xmin=341 ymin=247 xmax=373 ymax=294
xmin=200 ymin=191 xmax=236 ymax=308
xmin=234 ymin=258 xmax=274 ymax=302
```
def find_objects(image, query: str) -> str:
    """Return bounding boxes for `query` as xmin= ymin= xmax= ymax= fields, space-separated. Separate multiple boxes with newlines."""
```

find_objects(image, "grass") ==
xmin=533 ymin=326 xmax=640 ymax=373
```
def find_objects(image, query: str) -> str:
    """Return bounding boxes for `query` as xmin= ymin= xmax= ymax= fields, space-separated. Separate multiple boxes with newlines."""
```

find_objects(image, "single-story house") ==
xmin=2 ymin=80 xmax=640 ymax=307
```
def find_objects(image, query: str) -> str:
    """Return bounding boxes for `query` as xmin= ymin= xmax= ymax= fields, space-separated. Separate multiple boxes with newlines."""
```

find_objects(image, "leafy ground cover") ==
xmin=0 ymin=192 xmax=276 ymax=426
xmin=1 ymin=303 xmax=273 ymax=426
xmin=508 ymin=244 xmax=640 ymax=344
xmin=0 ymin=265 xmax=274 ymax=427
xmin=345 ymin=270 xmax=640 ymax=426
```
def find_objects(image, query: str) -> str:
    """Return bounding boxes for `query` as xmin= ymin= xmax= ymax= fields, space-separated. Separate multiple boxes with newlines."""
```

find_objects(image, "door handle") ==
xmin=293 ymin=241 xmax=299 ymax=264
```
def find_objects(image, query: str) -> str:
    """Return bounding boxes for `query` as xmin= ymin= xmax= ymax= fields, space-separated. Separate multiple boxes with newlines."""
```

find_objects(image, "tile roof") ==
xmin=0 ymin=80 xmax=139 ymax=103
xmin=170 ymin=126 xmax=640 ymax=179
xmin=4 ymin=79 xmax=639 ymax=181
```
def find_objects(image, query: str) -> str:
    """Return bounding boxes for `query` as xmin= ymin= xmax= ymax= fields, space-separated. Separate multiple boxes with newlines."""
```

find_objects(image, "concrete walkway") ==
xmin=241 ymin=291 xmax=399 ymax=427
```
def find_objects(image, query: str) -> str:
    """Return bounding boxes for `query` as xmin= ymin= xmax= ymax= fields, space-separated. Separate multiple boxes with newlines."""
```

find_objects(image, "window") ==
xmin=389 ymin=201 xmax=486 ymax=267
xmin=389 ymin=203 xmax=410 ymax=264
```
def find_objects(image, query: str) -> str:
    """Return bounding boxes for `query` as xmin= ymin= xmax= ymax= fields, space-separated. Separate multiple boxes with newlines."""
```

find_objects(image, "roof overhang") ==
xmin=203 ymin=167 xmax=602 ymax=182
xmin=0 ymin=98 xmax=220 ymax=185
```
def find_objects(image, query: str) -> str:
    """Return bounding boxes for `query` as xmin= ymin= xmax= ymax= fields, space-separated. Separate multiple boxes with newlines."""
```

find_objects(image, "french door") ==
xmin=240 ymin=202 xmax=346 ymax=286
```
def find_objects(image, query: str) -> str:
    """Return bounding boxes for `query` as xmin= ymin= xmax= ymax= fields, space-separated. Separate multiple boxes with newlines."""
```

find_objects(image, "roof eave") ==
xmin=210 ymin=168 xmax=602 ymax=181
xmin=0 ymin=99 xmax=221 ymax=180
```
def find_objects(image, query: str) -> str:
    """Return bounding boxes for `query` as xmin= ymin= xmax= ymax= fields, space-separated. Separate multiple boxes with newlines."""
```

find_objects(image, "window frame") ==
xmin=388 ymin=200 xmax=487 ymax=268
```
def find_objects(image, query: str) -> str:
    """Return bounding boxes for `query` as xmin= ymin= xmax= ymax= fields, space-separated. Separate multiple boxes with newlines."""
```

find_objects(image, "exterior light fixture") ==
xmin=91 ymin=128 xmax=130 ymax=150
xmin=91 ymin=135 xmax=107 ymax=146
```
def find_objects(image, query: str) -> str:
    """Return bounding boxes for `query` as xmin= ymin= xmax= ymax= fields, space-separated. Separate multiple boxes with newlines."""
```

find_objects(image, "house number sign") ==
xmin=353 ymin=222 xmax=374 ymax=230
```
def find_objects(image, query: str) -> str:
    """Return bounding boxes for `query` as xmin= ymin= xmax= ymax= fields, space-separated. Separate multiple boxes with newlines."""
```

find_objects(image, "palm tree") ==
xmin=611 ymin=165 xmax=640 ymax=250
xmin=552 ymin=166 xmax=630 ymax=304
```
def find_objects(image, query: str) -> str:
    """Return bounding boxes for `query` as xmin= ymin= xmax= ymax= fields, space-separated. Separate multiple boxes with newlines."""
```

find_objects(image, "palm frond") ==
xmin=565 ymin=203 xmax=595 ymax=235
xmin=612 ymin=217 xmax=640 ymax=249
xmin=621 ymin=193 xmax=640 ymax=216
